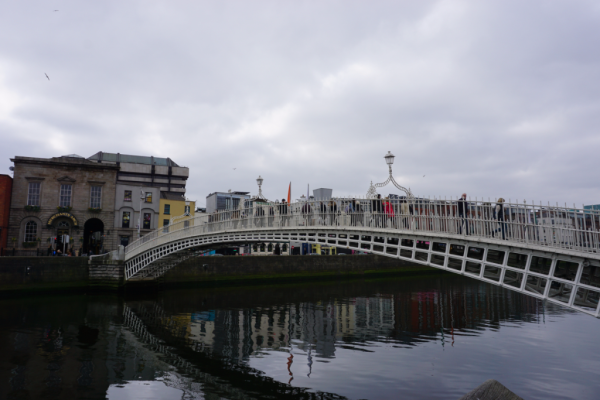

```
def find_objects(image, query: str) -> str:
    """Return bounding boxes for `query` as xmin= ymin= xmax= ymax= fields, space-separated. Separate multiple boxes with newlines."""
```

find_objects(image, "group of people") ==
xmin=458 ymin=193 xmax=507 ymax=239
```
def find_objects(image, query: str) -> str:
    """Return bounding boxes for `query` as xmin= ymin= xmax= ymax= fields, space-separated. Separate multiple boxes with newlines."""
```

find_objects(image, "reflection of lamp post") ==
xmin=138 ymin=190 xmax=145 ymax=239
xmin=366 ymin=151 xmax=414 ymax=199
xmin=256 ymin=175 xmax=267 ymax=200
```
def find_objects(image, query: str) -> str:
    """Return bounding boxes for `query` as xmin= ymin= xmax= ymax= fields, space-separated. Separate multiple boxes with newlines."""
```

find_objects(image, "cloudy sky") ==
xmin=1 ymin=1 xmax=599 ymax=206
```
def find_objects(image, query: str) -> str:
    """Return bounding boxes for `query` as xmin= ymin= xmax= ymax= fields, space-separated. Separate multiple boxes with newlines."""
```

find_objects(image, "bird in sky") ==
xmin=45 ymin=73 xmax=50 ymax=80
xmin=54 ymin=10 xmax=59 ymax=11
xmin=423 ymin=175 xmax=426 ymax=177
xmin=233 ymin=168 xmax=236 ymax=170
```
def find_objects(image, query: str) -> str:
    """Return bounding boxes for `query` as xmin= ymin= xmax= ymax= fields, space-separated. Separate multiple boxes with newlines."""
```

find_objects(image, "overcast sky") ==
xmin=1 ymin=1 xmax=599 ymax=206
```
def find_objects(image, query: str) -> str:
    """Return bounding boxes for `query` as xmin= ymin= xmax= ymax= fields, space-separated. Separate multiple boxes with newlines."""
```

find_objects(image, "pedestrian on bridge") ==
xmin=494 ymin=198 xmax=506 ymax=240
xmin=458 ymin=193 xmax=470 ymax=235
xmin=279 ymin=199 xmax=289 ymax=227
xmin=302 ymin=202 xmax=312 ymax=226
xmin=371 ymin=194 xmax=383 ymax=228
xmin=328 ymin=200 xmax=338 ymax=226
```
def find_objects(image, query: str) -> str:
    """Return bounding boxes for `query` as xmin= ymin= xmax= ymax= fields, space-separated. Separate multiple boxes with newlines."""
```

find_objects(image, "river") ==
xmin=1 ymin=273 xmax=599 ymax=399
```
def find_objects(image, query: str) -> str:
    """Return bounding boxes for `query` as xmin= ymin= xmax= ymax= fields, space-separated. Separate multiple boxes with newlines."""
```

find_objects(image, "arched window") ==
xmin=25 ymin=221 xmax=37 ymax=242
xmin=260 ymin=243 xmax=265 ymax=252
xmin=253 ymin=244 xmax=258 ymax=252
xmin=282 ymin=243 xmax=288 ymax=252
xmin=58 ymin=221 xmax=70 ymax=228
xmin=267 ymin=243 xmax=273 ymax=252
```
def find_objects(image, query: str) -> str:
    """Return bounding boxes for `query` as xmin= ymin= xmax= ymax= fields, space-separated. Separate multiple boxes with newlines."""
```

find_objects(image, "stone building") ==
xmin=0 ymin=174 xmax=13 ymax=251
xmin=7 ymin=155 xmax=118 ymax=254
xmin=86 ymin=152 xmax=189 ymax=247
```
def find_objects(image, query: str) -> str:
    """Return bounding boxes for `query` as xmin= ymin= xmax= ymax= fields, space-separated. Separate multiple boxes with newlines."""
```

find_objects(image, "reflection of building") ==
xmin=8 ymin=155 xmax=118 ymax=253
xmin=87 ymin=152 xmax=189 ymax=247
xmin=0 ymin=174 xmax=13 ymax=250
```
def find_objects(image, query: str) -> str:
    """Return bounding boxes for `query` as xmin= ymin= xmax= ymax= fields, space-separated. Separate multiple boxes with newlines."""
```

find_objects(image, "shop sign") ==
xmin=47 ymin=212 xmax=79 ymax=227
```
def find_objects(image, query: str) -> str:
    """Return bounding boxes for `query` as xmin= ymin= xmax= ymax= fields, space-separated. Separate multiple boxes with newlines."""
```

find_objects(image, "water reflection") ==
xmin=0 ymin=275 xmax=598 ymax=400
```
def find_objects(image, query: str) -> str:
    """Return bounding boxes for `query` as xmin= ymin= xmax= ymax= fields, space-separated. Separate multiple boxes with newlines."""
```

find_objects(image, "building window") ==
xmin=59 ymin=185 xmax=72 ymax=207
xmin=90 ymin=186 xmax=102 ymax=208
xmin=184 ymin=220 xmax=190 ymax=228
xmin=27 ymin=182 xmax=41 ymax=206
xmin=162 ymin=219 xmax=169 ymax=233
xmin=145 ymin=192 xmax=152 ymax=203
xmin=143 ymin=213 xmax=151 ymax=229
xmin=164 ymin=204 xmax=170 ymax=215
xmin=163 ymin=219 xmax=169 ymax=227
xmin=24 ymin=221 xmax=37 ymax=242
xmin=124 ymin=190 xmax=132 ymax=202
xmin=122 ymin=212 xmax=130 ymax=228
xmin=184 ymin=205 xmax=190 ymax=215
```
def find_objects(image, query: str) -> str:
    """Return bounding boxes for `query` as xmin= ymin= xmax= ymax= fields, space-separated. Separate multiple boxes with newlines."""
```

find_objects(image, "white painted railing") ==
xmin=125 ymin=197 xmax=600 ymax=259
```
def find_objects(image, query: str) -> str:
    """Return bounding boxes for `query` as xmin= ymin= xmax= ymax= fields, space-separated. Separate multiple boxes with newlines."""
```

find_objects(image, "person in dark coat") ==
xmin=457 ymin=193 xmax=469 ymax=235
xmin=371 ymin=194 xmax=383 ymax=228
xmin=274 ymin=243 xmax=281 ymax=255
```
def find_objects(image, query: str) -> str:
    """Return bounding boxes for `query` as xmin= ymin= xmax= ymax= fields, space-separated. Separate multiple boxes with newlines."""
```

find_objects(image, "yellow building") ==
xmin=159 ymin=193 xmax=195 ymax=230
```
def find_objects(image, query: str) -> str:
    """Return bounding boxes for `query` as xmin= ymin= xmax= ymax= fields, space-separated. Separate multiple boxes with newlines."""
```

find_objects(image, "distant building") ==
xmin=313 ymin=188 xmax=332 ymax=200
xmin=0 ymin=174 xmax=13 ymax=251
xmin=206 ymin=191 xmax=250 ymax=214
xmin=159 ymin=193 xmax=195 ymax=230
xmin=87 ymin=152 xmax=189 ymax=247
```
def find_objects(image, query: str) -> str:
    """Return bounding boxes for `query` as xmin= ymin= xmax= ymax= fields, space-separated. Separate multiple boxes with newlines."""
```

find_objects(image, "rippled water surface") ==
xmin=1 ymin=274 xmax=600 ymax=400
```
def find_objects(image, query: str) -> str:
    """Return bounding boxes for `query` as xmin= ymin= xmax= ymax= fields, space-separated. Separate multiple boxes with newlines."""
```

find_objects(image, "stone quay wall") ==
xmin=0 ymin=255 xmax=444 ymax=295
xmin=157 ymin=255 xmax=441 ymax=288
xmin=0 ymin=257 xmax=89 ymax=295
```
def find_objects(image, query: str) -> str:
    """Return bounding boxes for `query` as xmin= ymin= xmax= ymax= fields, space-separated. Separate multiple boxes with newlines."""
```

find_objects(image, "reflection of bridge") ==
xmin=124 ymin=198 xmax=600 ymax=318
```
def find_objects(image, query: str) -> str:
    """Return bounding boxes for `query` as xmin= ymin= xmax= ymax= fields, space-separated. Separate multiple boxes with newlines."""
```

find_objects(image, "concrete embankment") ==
xmin=0 ymin=255 xmax=445 ymax=295
xmin=0 ymin=257 xmax=89 ymax=295
xmin=155 ymin=255 xmax=441 ymax=289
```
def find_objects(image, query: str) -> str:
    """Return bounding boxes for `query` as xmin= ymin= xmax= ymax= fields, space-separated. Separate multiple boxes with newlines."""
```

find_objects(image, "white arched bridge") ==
xmin=123 ymin=195 xmax=600 ymax=318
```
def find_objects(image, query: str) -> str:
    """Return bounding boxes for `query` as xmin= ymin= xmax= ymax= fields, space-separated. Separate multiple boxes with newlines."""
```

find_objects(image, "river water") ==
xmin=1 ymin=273 xmax=599 ymax=400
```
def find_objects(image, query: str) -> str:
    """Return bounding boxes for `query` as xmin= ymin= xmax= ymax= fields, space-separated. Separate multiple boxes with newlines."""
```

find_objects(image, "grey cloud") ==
xmin=1 ymin=0 xmax=599 ymax=206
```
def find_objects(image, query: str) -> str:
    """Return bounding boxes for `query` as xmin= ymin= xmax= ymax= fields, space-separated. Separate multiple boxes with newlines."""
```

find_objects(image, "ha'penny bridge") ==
xmin=119 ymin=152 xmax=600 ymax=318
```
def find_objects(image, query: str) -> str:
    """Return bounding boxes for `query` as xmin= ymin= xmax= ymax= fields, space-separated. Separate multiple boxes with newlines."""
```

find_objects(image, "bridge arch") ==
xmin=123 ymin=198 xmax=600 ymax=318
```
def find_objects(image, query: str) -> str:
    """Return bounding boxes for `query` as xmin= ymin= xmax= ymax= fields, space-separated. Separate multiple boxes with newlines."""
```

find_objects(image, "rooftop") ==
xmin=87 ymin=151 xmax=180 ymax=167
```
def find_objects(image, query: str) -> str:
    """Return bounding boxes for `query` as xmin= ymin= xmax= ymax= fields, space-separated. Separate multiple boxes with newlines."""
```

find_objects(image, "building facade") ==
xmin=87 ymin=152 xmax=189 ymax=247
xmin=8 ymin=156 xmax=118 ymax=254
xmin=158 ymin=193 xmax=196 ymax=231
xmin=0 ymin=174 xmax=13 ymax=251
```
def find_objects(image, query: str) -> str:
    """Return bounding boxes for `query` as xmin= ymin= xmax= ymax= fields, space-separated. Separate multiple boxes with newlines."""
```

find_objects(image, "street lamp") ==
xmin=256 ymin=175 xmax=267 ymax=200
xmin=366 ymin=151 xmax=413 ymax=199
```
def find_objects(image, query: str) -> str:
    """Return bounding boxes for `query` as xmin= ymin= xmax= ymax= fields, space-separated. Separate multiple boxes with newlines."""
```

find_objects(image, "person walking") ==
xmin=328 ymin=200 xmax=338 ymax=226
xmin=383 ymin=196 xmax=395 ymax=228
xmin=458 ymin=193 xmax=469 ymax=235
xmin=353 ymin=200 xmax=363 ymax=227
xmin=319 ymin=201 xmax=327 ymax=225
xmin=279 ymin=199 xmax=289 ymax=227
xmin=371 ymin=194 xmax=383 ymax=228
xmin=301 ymin=202 xmax=312 ymax=226
xmin=494 ymin=198 xmax=506 ymax=239
xmin=274 ymin=243 xmax=281 ymax=256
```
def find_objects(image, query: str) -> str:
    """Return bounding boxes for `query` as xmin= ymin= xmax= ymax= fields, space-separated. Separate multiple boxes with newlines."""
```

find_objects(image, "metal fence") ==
xmin=125 ymin=196 xmax=600 ymax=258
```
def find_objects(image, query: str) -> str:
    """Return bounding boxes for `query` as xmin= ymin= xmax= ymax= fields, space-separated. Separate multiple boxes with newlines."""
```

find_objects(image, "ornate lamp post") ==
xmin=256 ymin=175 xmax=267 ymax=200
xmin=366 ymin=151 xmax=414 ymax=199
